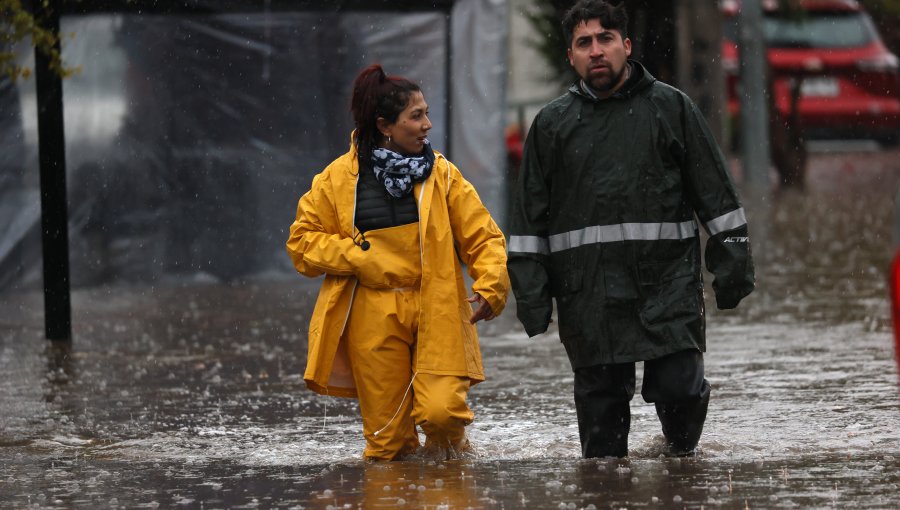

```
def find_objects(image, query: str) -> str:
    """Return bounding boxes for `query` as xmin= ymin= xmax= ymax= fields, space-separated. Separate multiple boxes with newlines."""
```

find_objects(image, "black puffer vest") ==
xmin=355 ymin=159 xmax=419 ymax=232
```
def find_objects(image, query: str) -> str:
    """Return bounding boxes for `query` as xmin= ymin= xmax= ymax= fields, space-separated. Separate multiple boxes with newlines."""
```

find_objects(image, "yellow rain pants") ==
xmin=344 ymin=222 xmax=473 ymax=461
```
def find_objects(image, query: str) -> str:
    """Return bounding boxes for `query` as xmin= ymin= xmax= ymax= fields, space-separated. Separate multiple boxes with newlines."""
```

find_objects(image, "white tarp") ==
xmin=0 ymin=0 xmax=507 ymax=290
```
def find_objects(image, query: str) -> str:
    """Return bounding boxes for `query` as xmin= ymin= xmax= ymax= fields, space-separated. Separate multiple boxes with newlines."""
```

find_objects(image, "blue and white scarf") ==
xmin=371 ymin=141 xmax=435 ymax=198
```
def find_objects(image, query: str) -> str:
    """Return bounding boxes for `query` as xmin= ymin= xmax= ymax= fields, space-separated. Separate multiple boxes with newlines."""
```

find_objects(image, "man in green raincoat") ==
xmin=507 ymin=0 xmax=755 ymax=458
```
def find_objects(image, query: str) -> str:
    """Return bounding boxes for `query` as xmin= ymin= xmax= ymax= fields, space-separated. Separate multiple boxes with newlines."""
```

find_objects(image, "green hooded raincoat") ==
xmin=507 ymin=61 xmax=755 ymax=368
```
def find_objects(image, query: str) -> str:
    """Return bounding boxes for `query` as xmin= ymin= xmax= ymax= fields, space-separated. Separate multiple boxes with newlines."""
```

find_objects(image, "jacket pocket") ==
xmin=553 ymin=268 xmax=588 ymax=340
xmin=638 ymin=260 xmax=702 ymax=327
xmin=353 ymin=223 xmax=421 ymax=289
xmin=550 ymin=268 xmax=583 ymax=297
xmin=603 ymin=264 xmax=640 ymax=303
xmin=637 ymin=259 xmax=693 ymax=286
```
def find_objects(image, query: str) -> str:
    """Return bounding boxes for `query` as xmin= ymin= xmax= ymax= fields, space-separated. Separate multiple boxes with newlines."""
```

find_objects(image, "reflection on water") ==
xmin=1 ymin=151 xmax=899 ymax=508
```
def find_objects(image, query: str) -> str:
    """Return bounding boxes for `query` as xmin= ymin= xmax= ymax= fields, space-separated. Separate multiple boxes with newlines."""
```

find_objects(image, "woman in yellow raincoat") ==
xmin=286 ymin=65 xmax=509 ymax=461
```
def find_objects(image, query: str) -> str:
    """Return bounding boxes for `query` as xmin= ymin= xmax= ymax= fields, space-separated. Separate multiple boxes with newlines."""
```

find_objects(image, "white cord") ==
xmin=373 ymin=372 xmax=418 ymax=436
xmin=320 ymin=396 xmax=327 ymax=434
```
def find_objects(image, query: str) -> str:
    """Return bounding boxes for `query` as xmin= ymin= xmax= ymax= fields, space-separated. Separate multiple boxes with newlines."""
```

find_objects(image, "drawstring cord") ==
xmin=373 ymin=372 xmax=418 ymax=436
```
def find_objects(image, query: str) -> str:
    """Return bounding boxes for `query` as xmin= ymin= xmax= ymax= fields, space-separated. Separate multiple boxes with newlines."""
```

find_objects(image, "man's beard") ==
xmin=587 ymin=63 xmax=626 ymax=93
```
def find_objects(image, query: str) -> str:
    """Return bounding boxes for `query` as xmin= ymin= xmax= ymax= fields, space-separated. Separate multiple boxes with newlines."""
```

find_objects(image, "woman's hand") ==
xmin=467 ymin=293 xmax=496 ymax=324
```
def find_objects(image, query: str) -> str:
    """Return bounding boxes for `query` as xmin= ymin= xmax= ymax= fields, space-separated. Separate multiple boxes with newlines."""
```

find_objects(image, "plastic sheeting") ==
xmin=0 ymin=0 xmax=507 ymax=291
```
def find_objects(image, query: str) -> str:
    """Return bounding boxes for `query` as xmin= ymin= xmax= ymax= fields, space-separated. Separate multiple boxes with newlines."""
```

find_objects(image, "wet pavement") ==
xmin=2 ymin=148 xmax=900 ymax=508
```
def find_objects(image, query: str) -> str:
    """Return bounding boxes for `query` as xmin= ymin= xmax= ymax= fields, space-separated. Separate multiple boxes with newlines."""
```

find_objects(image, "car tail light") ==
xmin=857 ymin=53 xmax=899 ymax=73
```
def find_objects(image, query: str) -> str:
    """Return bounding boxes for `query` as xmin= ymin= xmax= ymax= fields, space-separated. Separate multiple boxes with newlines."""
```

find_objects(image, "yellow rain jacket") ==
xmin=286 ymin=135 xmax=510 ymax=398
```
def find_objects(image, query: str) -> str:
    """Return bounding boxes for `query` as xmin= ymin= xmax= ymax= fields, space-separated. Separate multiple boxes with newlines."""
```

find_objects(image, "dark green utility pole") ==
xmin=33 ymin=0 xmax=72 ymax=341
xmin=675 ymin=0 xmax=726 ymax=147
xmin=737 ymin=0 xmax=771 ymax=279
xmin=738 ymin=0 xmax=771 ymax=193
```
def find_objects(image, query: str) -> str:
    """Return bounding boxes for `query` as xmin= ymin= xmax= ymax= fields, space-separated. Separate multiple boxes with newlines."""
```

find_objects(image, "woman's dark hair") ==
xmin=351 ymin=64 xmax=421 ymax=161
xmin=562 ymin=0 xmax=629 ymax=47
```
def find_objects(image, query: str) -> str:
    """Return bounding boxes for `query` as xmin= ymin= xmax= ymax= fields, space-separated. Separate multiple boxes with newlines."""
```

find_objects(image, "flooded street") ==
xmin=2 ymin=149 xmax=899 ymax=509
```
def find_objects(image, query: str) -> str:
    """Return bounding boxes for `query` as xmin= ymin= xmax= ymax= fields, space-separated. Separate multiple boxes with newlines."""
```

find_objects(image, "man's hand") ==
xmin=467 ymin=293 xmax=496 ymax=324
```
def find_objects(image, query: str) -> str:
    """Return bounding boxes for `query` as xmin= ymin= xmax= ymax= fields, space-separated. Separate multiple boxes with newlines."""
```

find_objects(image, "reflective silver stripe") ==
xmin=548 ymin=220 xmax=698 ymax=252
xmin=704 ymin=208 xmax=747 ymax=236
xmin=508 ymin=235 xmax=550 ymax=255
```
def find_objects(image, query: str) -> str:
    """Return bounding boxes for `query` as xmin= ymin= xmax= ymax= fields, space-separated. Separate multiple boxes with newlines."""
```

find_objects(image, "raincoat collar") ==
xmin=568 ymin=59 xmax=655 ymax=102
xmin=413 ymin=152 xmax=447 ymax=232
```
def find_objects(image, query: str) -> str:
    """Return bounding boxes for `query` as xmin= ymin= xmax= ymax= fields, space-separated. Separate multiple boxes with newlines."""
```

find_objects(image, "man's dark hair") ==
xmin=561 ymin=0 xmax=629 ymax=46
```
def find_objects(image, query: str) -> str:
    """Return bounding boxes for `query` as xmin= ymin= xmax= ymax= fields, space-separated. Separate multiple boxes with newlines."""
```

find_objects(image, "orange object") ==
xmin=891 ymin=248 xmax=900 ymax=385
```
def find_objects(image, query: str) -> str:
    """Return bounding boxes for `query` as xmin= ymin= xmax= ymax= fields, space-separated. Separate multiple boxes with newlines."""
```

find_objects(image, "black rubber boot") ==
xmin=574 ymin=363 xmax=636 ymax=458
xmin=655 ymin=380 xmax=710 ymax=456
xmin=642 ymin=350 xmax=711 ymax=457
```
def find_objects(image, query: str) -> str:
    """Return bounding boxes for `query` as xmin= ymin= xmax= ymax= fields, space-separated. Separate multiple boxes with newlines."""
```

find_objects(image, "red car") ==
xmin=722 ymin=0 xmax=900 ymax=144
xmin=893 ymin=193 xmax=900 ymax=385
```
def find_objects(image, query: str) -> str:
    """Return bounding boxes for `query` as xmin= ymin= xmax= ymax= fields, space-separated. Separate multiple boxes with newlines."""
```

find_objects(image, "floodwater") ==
xmin=2 ymin=149 xmax=900 ymax=509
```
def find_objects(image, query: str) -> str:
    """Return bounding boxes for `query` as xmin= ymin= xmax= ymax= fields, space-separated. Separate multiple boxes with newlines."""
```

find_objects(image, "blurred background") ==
xmin=2 ymin=0 xmax=898 ymax=294
xmin=2 ymin=3 xmax=899 ymax=507
xmin=1 ymin=0 xmax=505 ymax=292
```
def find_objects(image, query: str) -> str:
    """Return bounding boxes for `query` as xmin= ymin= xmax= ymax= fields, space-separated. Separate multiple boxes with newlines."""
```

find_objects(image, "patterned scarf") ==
xmin=371 ymin=141 xmax=435 ymax=198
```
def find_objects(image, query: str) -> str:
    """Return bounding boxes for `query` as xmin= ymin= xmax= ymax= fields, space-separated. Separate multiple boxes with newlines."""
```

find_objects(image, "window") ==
xmin=724 ymin=11 xmax=878 ymax=49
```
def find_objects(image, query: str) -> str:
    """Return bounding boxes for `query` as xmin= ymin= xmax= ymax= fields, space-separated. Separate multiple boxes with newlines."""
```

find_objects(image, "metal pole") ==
xmin=33 ymin=0 xmax=72 ymax=341
xmin=444 ymin=10 xmax=453 ymax=159
xmin=676 ymin=0 xmax=727 ymax=148
xmin=738 ymin=0 xmax=770 ymax=193
xmin=737 ymin=0 xmax=771 ymax=288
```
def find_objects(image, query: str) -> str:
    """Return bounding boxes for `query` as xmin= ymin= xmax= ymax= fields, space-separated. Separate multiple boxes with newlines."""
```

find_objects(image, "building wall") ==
xmin=506 ymin=0 xmax=566 ymax=133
